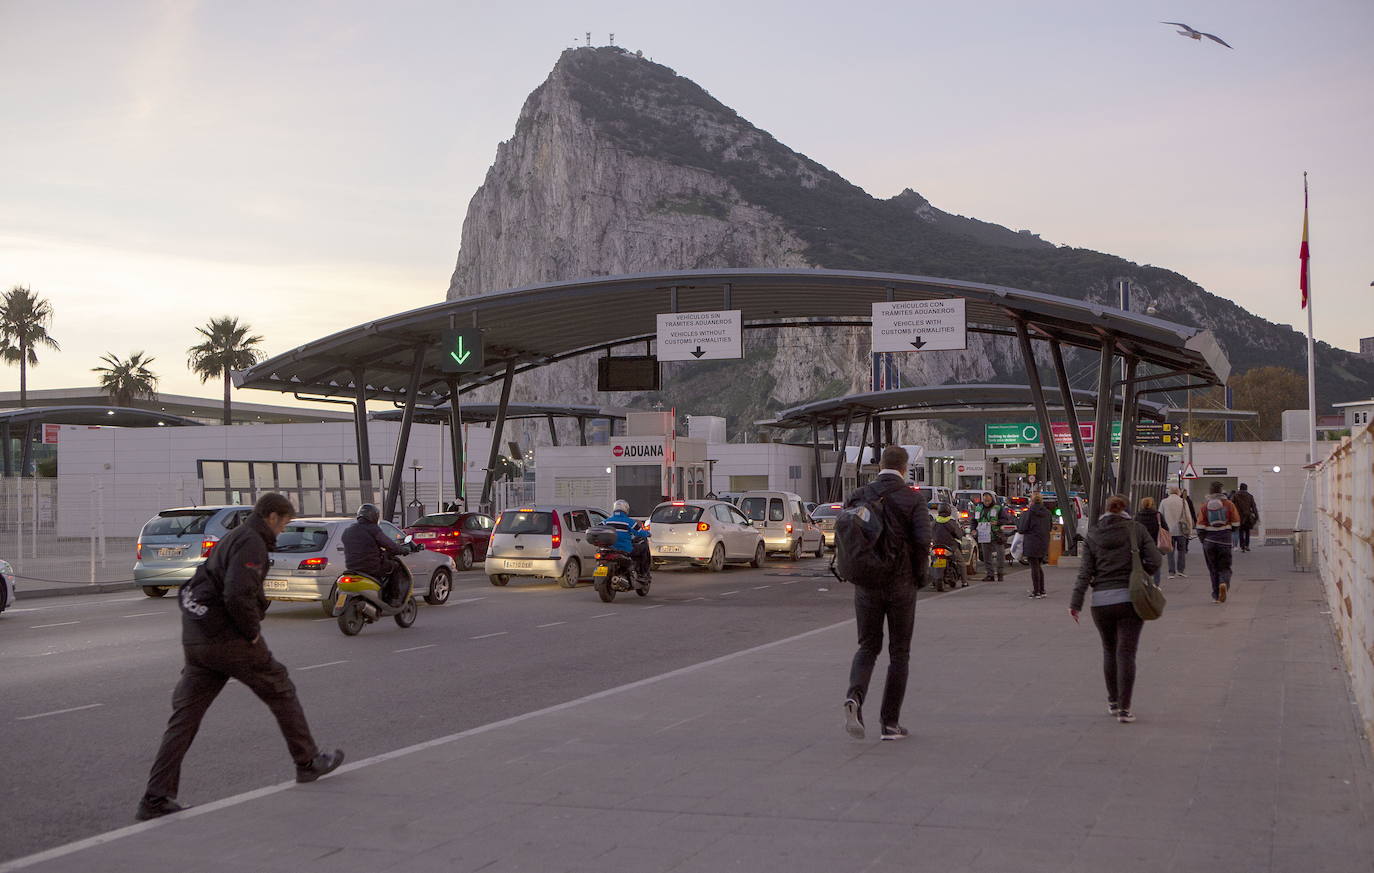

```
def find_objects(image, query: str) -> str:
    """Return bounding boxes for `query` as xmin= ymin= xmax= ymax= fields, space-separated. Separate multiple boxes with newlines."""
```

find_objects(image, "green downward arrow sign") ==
xmin=450 ymin=336 xmax=472 ymax=365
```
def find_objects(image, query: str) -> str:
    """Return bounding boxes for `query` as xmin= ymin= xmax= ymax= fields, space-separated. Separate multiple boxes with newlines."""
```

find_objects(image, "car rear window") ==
xmin=414 ymin=513 xmax=461 ymax=527
xmin=810 ymin=504 xmax=842 ymax=519
xmin=142 ymin=510 xmax=215 ymax=537
xmin=739 ymin=497 xmax=786 ymax=522
xmin=650 ymin=505 xmax=704 ymax=525
xmin=496 ymin=511 xmax=552 ymax=535
xmin=275 ymin=525 xmax=332 ymax=553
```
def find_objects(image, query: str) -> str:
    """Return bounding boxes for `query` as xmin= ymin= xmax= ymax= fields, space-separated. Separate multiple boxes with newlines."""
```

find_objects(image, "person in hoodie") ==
xmin=1070 ymin=494 xmax=1163 ymax=725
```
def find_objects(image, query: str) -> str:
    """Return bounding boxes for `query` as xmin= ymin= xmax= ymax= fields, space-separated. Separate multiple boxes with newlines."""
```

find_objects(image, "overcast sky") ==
xmin=2 ymin=0 xmax=1370 ymax=403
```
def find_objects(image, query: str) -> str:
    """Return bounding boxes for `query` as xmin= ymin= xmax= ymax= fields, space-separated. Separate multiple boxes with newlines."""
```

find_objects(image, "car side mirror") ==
xmin=403 ymin=534 xmax=414 ymax=545
xmin=412 ymin=542 xmax=425 ymax=552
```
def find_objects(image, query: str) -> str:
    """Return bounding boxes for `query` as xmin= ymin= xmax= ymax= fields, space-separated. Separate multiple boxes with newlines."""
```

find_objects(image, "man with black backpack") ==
xmin=1196 ymin=481 xmax=1241 ymax=603
xmin=836 ymin=446 xmax=931 ymax=741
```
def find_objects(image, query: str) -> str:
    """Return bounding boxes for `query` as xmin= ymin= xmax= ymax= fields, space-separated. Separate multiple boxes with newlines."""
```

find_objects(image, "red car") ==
xmin=403 ymin=511 xmax=494 ymax=571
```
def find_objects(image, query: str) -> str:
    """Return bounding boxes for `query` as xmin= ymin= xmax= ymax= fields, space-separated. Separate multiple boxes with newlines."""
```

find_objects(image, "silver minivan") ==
xmin=485 ymin=504 xmax=610 ymax=588
xmin=134 ymin=506 xmax=253 ymax=597
xmin=737 ymin=491 xmax=824 ymax=559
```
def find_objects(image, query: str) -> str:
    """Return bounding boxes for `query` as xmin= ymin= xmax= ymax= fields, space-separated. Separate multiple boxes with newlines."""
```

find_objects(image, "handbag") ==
xmin=1156 ymin=525 xmax=1173 ymax=553
xmin=1129 ymin=523 xmax=1167 ymax=620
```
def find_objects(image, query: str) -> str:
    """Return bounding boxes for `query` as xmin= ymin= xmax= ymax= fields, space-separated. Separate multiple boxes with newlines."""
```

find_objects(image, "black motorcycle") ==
xmin=586 ymin=526 xmax=650 ymax=603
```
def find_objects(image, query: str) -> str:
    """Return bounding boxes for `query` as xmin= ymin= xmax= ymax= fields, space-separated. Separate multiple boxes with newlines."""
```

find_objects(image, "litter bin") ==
xmin=1292 ymin=529 xmax=1313 ymax=572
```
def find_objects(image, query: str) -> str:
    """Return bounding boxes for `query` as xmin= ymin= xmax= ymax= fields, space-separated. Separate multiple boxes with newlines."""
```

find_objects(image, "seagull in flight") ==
xmin=1162 ymin=21 xmax=1233 ymax=48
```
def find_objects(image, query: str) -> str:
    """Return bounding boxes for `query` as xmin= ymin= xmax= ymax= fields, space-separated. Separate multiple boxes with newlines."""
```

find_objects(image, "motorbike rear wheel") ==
xmin=338 ymin=600 xmax=365 ymax=636
xmin=594 ymin=578 xmax=616 ymax=603
xmin=394 ymin=597 xmax=419 ymax=627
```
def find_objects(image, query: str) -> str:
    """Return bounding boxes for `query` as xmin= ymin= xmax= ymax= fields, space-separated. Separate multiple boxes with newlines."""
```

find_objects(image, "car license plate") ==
xmin=658 ymin=545 xmax=680 ymax=554
xmin=157 ymin=547 xmax=185 ymax=558
xmin=593 ymin=565 xmax=608 ymax=577
xmin=264 ymin=579 xmax=289 ymax=591
xmin=505 ymin=560 xmax=532 ymax=569
xmin=414 ymin=532 xmax=436 ymax=539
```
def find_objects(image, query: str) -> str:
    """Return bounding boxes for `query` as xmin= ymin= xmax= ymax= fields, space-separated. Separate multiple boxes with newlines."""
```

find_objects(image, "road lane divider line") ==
xmin=752 ymin=585 xmax=771 ymax=590
xmin=780 ymin=580 xmax=798 ymax=585
xmin=686 ymin=596 xmax=706 ymax=602
xmin=536 ymin=621 xmax=566 ymax=628
xmin=452 ymin=597 xmax=487 ymax=604
xmin=590 ymin=612 xmax=616 ymax=619
xmin=0 ymin=614 xmax=860 ymax=873
xmin=17 ymin=703 xmax=104 ymax=721
xmin=29 ymin=621 xmax=80 ymax=629
xmin=719 ymin=591 xmax=739 ymax=597
xmin=470 ymin=631 xmax=508 ymax=639
xmin=393 ymin=644 xmax=437 ymax=653
xmin=312 ymin=618 xmax=335 ymax=622
xmin=297 ymin=660 xmax=349 ymax=671
xmin=642 ymin=604 xmax=664 ymax=609
xmin=122 ymin=612 xmax=162 ymax=618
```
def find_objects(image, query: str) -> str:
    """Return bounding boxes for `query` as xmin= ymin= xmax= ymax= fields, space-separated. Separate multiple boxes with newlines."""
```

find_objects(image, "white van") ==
xmin=737 ymin=491 xmax=824 ymax=559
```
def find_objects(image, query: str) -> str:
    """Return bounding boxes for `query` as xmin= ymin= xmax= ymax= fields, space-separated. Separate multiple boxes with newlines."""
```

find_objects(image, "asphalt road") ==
xmin=0 ymin=555 xmax=864 ymax=862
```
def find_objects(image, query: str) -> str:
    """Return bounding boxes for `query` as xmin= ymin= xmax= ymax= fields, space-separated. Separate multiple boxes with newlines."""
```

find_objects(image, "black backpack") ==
xmin=830 ymin=481 xmax=896 ymax=588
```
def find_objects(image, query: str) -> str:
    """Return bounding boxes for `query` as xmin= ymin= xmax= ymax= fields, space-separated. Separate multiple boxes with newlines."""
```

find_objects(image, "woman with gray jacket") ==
xmin=1070 ymin=495 xmax=1163 ymax=724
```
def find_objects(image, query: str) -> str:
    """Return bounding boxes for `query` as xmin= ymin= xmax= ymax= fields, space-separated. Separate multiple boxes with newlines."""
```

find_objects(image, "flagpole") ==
xmin=1304 ymin=172 xmax=1316 ymax=466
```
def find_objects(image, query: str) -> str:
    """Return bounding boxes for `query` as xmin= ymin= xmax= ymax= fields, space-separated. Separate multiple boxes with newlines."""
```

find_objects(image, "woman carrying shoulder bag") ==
xmin=1069 ymin=495 xmax=1163 ymax=724
xmin=1135 ymin=496 xmax=1164 ymax=585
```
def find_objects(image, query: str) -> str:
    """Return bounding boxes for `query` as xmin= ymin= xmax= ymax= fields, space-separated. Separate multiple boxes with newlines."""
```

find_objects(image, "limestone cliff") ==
xmin=448 ymin=47 xmax=1372 ymax=445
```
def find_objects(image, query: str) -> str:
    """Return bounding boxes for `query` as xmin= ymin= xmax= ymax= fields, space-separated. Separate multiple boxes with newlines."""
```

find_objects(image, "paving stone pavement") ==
xmin=5 ymin=546 xmax=1371 ymax=873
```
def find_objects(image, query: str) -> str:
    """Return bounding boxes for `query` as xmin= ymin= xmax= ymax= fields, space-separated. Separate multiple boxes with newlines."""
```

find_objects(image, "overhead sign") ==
xmin=985 ymin=422 xmax=1040 ymax=445
xmin=871 ymin=299 xmax=967 ymax=353
xmin=1051 ymin=422 xmax=1095 ymax=445
xmin=656 ymin=310 xmax=742 ymax=362
xmin=42 ymin=423 xmax=60 ymax=444
xmin=437 ymin=329 xmax=484 ymax=373
xmin=1202 ymin=467 xmax=1228 ymax=476
xmin=1180 ymin=462 xmax=1199 ymax=480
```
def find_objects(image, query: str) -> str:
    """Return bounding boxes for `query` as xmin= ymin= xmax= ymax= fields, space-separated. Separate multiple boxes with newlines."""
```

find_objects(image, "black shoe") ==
xmin=136 ymin=796 xmax=188 ymax=821
xmin=997 ymin=575 xmax=1004 ymax=582
xmin=296 ymin=749 xmax=345 ymax=783
xmin=880 ymin=724 xmax=910 ymax=741
xmin=843 ymin=698 xmax=865 ymax=739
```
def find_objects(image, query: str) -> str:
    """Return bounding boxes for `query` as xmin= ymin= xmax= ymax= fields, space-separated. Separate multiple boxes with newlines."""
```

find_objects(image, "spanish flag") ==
xmin=1299 ymin=174 xmax=1310 ymax=309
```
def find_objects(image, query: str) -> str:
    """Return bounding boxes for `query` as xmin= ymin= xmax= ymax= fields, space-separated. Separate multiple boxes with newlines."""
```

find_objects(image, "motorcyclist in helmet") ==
xmin=932 ymin=502 xmax=968 ymax=590
xmin=342 ymin=504 xmax=408 ymax=606
xmin=605 ymin=499 xmax=651 ymax=584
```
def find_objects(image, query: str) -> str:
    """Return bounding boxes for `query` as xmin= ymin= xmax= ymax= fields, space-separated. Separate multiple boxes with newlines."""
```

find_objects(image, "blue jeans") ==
xmin=1168 ymin=536 xmax=1189 ymax=574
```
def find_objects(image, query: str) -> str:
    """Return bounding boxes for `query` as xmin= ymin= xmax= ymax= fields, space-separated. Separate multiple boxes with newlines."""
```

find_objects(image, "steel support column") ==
xmin=18 ymin=421 xmax=35 ymax=477
xmin=446 ymin=377 xmax=465 ymax=510
xmin=352 ymin=370 xmax=374 ymax=505
xmin=1088 ymin=338 xmax=1117 ymax=526
xmin=811 ymin=420 xmax=823 ymax=503
xmin=381 ymin=347 xmax=426 ymax=523
xmin=479 ymin=363 xmax=516 ymax=513
xmin=1015 ymin=321 xmax=1073 ymax=546
xmin=546 ymin=414 xmax=560 ymax=447
xmin=1117 ymin=358 xmax=1141 ymax=507
xmin=1 ymin=421 xmax=10 ymax=476
xmin=829 ymin=412 xmax=854 ymax=502
xmin=856 ymin=414 xmax=872 ymax=480
xmin=578 ymin=418 xmax=588 ymax=446
xmin=1050 ymin=341 xmax=1091 ymax=493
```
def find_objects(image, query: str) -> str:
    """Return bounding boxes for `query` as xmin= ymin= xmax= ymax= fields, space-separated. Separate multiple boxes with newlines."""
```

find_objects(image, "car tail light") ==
xmin=696 ymin=522 xmax=711 ymax=532
xmin=136 ymin=541 xmax=143 ymax=560
xmin=299 ymin=557 xmax=328 ymax=570
xmin=672 ymin=501 xmax=686 ymax=506
xmin=550 ymin=511 xmax=562 ymax=549
xmin=785 ymin=523 xmax=794 ymax=534
xmin=450 ymin=529 xmax=463 ymax=538
xmin=200 ymin=536 xmax=219 ymax=558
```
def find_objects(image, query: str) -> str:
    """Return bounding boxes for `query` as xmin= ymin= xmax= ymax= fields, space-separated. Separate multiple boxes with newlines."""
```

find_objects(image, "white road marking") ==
xmin=780 ymin=580 xmax=798 ymax=585
xmin=0 ymin=615 xmax=857 ymax=873
xmin=30 ymin=621 xmax=80 ymax=629
xmin=591 ymin=612 xmax=616 ymax=619
xmin=8 ymin=595 xmax=147 ymax=614
xmin=536 ymin=621 xmax=566 ymax=628
xmin=312 ymin=618 xmax=335 ymax=622
xmin=719 ymin=591 xmax=739 ymax=597
xmin=17 ymin=703 xmax=104 ymax=721
xmin=297 ymin=660 xmax=349 ymax=671
xmin=752 ymin=585 xmax=771 ymax=590
xmin=393 ymin=644 xmax=437 ymax=653
xmin=686 ymin=596 xmax=706 ymax=602
xmin=452 ymin=597 xmax=487 ymax=604
xmin=470 ymin=631 xmax=507 ymax=640
xmin=642 ymin=604 xmax=664 ymax=610
xmin=122 ymin=612 xmax=162 ymax=618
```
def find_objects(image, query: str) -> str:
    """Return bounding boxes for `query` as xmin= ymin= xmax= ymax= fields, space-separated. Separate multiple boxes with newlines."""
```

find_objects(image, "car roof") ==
xmin=155 ymin=505 xmax=245 ymax=514
xmin=655 ymin=500 xmax=731 ymax=507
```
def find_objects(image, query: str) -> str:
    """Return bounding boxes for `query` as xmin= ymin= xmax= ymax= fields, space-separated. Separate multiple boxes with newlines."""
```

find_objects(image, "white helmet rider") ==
xmin=612 ymin=499 xmax=631 ymax=515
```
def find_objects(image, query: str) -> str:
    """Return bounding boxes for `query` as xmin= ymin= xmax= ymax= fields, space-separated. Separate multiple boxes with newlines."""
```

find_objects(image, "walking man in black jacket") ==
xmin=137 ymin=493 xmax=344 ymax=821
xmin=843 ymin=446 xmax=932 ymax=741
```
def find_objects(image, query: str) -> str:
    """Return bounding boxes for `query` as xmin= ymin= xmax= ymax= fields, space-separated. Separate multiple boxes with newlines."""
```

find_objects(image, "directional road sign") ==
xmin=656 ymin=310 xmax=742 ymax=362
xmin=985 ymin=422 xmax=1041 ymax=445
xmin=871 ymin=299 xmax=967 ymax=353
xmin=437 ymin=328 xmax=484 ymax=373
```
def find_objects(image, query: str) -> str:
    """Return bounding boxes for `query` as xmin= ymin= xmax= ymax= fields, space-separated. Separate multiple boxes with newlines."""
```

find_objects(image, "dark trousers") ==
xmin=1238 ymin=527 xmax=1252 ymax=550
xmin=631 ymin=539 xmax=650 ymax=577
xmin=1168 ymin=536 xmax=1188 ymax=574
xmin=144 ymin=638 xmax=318 ymax=801
xmin=979 ymin=541 xmax=1003 ymax=578
xmin=1090 ymin=601 xmax=1145 ymax=711
xmin=847 ymin=583 xmax=916 ymax=727
xmin=1202 ymin=540 xmax=1233 ymax=598
xmin=1028 ymin=557 xmax=1045 ymax=595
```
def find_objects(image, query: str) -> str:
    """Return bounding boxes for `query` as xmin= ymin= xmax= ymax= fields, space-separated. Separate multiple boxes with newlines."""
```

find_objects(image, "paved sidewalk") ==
xmin=5 ymin=547 xmax=1371 ymax=873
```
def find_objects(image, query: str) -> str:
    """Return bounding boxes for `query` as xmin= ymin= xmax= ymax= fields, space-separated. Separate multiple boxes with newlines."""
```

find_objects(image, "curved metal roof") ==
xmin=761 ymin=384 xmax=1169 ymax=430
xmin=369 ymin=402 xmax=629 ymax=425
xmin=234 ymin=269 xmax=1230 ymax=404
xmin=0 ymin=406 xmax=204 ymax=428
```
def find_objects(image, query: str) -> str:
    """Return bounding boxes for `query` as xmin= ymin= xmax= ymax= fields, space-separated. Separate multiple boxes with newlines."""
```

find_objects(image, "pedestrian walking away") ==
xmin=1135 ymin=496 xmax=1164 ymax=585
xmin=1196 ymin=481 xmax=1241 ymax=603
xmin=1018 ymin=492 xmax=1053 ymax=598
xmin=137 ymin=493 xmax=345 ymax=821
xmin=1231 ymin=483 xmax=1260 ymax=552
xmin=1159 ymin=486 xmax=1193 ymax=578
xmin=970 ymin=492 xmax=1006 ymax=581
xmin=1070 ymin=494 xmax=1163 ymax=724
xmin=841 ymin=446 xmax=931 ymax=742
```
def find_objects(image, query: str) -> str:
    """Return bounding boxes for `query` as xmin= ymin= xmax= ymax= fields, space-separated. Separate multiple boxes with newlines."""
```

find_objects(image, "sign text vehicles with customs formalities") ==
xmin=871 ymin=299 xmax=968 ymax=353
xmin=656 ymin=310 xmax=742 ymax=362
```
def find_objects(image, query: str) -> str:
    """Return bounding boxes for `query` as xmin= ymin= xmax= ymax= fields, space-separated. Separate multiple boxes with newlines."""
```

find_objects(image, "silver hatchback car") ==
xmin=134 ymin=505 xmax=253 ymax=598
xmin=485 ymin=504 xmax=610 ymax=588
xmin=265 ymin=517 xmax=457 ymax=615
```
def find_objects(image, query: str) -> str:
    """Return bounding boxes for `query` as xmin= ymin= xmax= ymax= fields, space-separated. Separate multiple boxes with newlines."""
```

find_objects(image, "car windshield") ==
xmin=650 ymin=505 xmax=704 ymax=525
xmin=275 ymin=525 xmax=331 ymax=553
xmin=810 ymin=504 xmax=842 ymax=519
xmin=495 ymin=511 xmax=552 ymax=535
xmin=142 ymin=510 xmax=215 ymax=537
xmin=414 ymin=513 xmax=461 ymax=527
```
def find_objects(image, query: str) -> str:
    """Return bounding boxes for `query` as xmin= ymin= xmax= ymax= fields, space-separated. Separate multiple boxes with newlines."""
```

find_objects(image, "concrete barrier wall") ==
xmin=1314 ymin=422 xmax=1374 ymax=754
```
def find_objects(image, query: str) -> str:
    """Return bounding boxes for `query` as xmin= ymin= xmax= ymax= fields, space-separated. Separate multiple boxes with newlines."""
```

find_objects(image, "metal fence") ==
xmin=1313 ymin=423 xmax=1374 ymax=754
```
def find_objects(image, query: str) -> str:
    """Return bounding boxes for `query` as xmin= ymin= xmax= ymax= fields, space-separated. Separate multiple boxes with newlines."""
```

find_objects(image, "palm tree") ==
xmin=93 ymin=351 xmax=159 ymax=407
xmin=0 ymin=286 xmax=61 ymax=406
xmin=187 ymin=317 xmax=265 ymax=425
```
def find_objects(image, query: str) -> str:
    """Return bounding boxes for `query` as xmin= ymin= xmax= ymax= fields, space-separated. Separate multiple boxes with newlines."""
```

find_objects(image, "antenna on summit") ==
xmin=609 ymin=33 xmax=615 ymax=45
xmin=585 ymin=32 xmax=591 ymax=47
